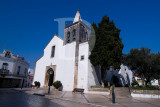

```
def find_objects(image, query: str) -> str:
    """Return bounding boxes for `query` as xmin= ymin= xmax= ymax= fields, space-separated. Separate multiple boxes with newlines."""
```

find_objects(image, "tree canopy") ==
xmin=122 ymin=47 xmax=160 ymax=86
xmin=89 ymin=15 xmax=124 ymax=85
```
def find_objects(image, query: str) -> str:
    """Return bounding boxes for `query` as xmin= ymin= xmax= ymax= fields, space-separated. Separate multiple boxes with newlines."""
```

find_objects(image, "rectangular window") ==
xmin=80 ymin=55 xmax=84 ymax=61
xmin=24 ymin=68 xmax=28 ymax=76
xmin=2 ymin=63 xmax=8 ymax=70
xmin=51 ymin=46 xmax=55 ymax=58
xmin=17 ymin=66 xmax=20 ymax=75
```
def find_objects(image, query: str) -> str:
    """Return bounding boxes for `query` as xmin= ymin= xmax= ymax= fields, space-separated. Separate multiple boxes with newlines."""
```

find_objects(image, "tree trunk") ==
xmin=145 ymin=78 xmax=151 ymax=86
xmin=141 ymin=75 xmax=145 ymax=87
xmin=101 ymin=66 xmax=107 ymax=87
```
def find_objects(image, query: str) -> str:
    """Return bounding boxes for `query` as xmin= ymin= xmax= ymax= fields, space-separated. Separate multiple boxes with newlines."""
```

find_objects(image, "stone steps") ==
xmin=110 ymin=87 xmax=131 ymax=98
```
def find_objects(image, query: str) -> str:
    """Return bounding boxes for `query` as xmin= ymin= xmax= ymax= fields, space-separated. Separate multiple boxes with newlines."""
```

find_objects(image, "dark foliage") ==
xmin=89 ymin=15 xmax=124 ymax=85
xmin=34 ymin=81 xmax=40 ymax=88
xmin=53 ymin=81 xmax=62 ymax=89
xmin=122 ymin=47 xmax=160 ymax=86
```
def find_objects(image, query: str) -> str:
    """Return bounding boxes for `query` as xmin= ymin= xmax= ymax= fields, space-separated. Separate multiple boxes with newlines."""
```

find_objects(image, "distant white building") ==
xmin=33 ymin=10 xmax=99 ymax=92
xmin=27 ymin=68 xmax=34 ymax=87
xmin=0 ymin=50 xmax=29 ymax=88
xmin=134 ymin=77 xmax=159 ymax=86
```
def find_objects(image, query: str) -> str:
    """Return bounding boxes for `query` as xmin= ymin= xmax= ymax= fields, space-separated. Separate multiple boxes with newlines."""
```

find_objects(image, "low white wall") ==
xmin=131 ymin=93 xmax=160 ymax=98
xmin=87 ymin=91 xmax=109 ymax=95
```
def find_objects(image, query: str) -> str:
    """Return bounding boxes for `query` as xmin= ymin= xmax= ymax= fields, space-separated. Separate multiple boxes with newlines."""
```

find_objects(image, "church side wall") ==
xmin=77 ymin=42 xmax=89 ymax=92
xmin=33 ymin=57 xmax=46 ymax=86
xmin=55 ymin=42 xmax=76 ymax=91
xmin=88 ymin=59 xmax=100 ymax=88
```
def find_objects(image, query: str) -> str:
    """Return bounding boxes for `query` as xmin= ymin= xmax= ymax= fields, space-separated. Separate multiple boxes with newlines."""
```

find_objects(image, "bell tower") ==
xmin=64 ymin=9 xmax=90 ymax=45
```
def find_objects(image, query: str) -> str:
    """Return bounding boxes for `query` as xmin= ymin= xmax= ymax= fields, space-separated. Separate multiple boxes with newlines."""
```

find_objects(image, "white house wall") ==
xmin=0 ymin=58 xmax=14 ymax=74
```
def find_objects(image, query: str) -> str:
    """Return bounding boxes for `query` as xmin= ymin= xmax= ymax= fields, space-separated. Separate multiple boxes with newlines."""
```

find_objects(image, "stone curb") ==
xmin=131 ymin=93 xmax=160 ymax=99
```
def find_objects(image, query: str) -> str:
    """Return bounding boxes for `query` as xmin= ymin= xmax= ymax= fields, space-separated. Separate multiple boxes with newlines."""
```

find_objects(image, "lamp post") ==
xmin=48 ymin=68 xmax=54 ymax=94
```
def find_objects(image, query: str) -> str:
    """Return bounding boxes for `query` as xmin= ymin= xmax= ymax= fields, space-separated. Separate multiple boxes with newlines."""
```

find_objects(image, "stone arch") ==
xmin=44 ymin=66 xmax=56 ymax=87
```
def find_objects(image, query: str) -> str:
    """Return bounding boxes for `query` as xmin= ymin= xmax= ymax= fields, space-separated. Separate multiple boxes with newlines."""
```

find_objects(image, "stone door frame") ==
xmin=44 ymin=65 xmax=56 ymax=87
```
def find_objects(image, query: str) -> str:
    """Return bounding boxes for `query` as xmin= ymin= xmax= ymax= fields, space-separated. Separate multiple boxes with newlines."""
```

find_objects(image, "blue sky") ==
xmin=0 ymin=0 xmax=160 ymax=68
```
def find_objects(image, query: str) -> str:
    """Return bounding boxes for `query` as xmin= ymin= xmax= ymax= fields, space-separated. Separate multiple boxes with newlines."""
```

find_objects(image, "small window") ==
xmin=67 ymin=32 xmax=70 ymax=38
xmin=2 ymin=63 xmax=8 ymax=70
xmin=51 ymin=46 xmax=55 ymax=57
xmin=81 ymin=55 xmax=84 ymax=60
xmin=24 ymin=68 xmax=28 ymax=76
xmin=73 ymin=38 xmax=76 ymax=41
xmin=73 ymin=29 xmax=76 ymax=36
xmin=17 ymin=66 xmax=20 ymax=75
xmin=5 ymin=51 xmax=11 ymax=58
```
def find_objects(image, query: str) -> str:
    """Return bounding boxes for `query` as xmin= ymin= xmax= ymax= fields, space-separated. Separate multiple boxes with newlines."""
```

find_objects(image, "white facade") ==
xmin=33 ymin=10 xmax=99 ymax=92
xmin=0 ymin=50 xmax=29 ymax=88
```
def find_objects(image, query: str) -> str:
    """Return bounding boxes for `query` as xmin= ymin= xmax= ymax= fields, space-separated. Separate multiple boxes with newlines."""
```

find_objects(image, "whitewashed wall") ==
xmin=0 ymin=57 xmax=29 ymax=75
xmin=34 ymin=35 xmax=100 ymax=91
xmin=88 ymin=60 xmax=100 ymax=88
xmin=78 ymin=42 xmax=100 ymax=92
xmin=33 ymin=36 xmax=63 ymax=87
xmin=77 ymin=42 xmax=89 ymax=92
xmin=56 ymin=42 xmax=76 ymax=91
xmin=34 ymin=35 xmax=76 ymax=91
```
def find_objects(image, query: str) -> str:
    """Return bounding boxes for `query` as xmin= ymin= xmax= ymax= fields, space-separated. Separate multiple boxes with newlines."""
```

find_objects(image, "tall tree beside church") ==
xmin=89 ymin=15 xmax=124 ymax=85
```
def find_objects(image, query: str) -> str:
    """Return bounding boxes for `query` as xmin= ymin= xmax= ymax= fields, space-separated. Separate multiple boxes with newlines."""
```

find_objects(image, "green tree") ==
xmin=122 ymin=47 xmax=160 ymax=86
xmin=89 ymin=15 xmax=124 ymax=86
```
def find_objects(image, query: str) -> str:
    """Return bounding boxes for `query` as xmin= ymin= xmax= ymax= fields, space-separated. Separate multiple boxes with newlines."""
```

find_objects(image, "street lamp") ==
xmin=48 ymin=68 xmax=54 ymax=94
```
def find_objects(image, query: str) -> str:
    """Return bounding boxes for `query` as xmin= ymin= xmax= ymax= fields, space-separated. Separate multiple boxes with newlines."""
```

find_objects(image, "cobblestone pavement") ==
xmin=1 ymin=88 xmax=160 ymax=107
xmin=0 ymin=89 xmax=92 ymax=107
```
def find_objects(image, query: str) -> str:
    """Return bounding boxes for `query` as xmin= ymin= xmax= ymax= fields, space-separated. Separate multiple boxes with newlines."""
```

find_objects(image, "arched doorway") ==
xmin=44 ymin=68 xmax=54 ymax=87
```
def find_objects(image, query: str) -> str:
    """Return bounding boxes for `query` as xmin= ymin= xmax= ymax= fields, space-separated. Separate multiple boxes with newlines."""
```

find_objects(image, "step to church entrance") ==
xmin=109 ymin=87 xmax=131 ymax=98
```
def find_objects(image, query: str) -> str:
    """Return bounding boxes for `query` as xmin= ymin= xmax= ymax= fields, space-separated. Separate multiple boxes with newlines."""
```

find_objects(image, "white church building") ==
xmin=33 ymin=10 xmax=100 ymax=92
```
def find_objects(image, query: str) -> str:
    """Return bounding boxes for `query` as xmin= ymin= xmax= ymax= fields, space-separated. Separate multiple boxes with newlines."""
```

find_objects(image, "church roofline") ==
xmin=44 ymin=34 xmax=63 ymax=50
xmin=65 ymin=21 xmax=79 ymax=28
xmin=35 ymin=55 xmax=43 ymax=63
xmin=64 ymin=21 xmax=90 ymax=30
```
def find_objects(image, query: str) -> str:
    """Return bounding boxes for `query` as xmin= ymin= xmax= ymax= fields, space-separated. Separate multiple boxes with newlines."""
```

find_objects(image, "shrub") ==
xmin=34 ymin=81 xmax=40 ymax=88
xmin=132 ymin=86 xmax=158 ymax=90
xmin=132 ymin=78 xmax=139 ymax=87
xmin=91 ymin=85 xmax=110 ymax=88
xmin=53 ymin=81 xmax=62 ymax=89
